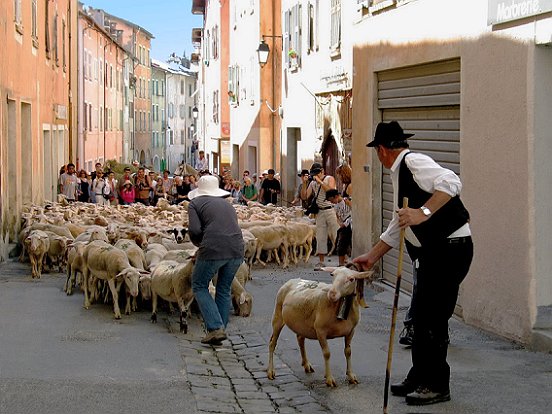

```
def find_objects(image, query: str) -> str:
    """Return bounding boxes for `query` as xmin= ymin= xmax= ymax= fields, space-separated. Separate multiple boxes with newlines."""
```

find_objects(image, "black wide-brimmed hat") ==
xmin=309 ymin=162 xmax=323 ymax=175
xmin=298 ymin=169 xmax=309 ymax=177
xmin=366 ymin=121 xmax=414 ymax=148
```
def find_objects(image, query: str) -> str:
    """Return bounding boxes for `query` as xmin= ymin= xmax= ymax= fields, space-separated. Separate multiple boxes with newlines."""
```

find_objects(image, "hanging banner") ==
xmin=488 ymin=0 xmax=552 ymax=25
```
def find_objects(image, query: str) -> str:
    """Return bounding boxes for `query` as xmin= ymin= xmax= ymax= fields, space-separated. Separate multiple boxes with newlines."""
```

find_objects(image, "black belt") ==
xmin=319 ymin=206 xmax=333 ymax=210
xmin=447 ymin=236 xmax=471 ymax=244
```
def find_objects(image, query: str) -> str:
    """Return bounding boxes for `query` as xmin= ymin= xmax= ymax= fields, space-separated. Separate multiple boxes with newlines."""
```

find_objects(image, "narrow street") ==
xmin=1 ymin=257 xmax=552 ymax=414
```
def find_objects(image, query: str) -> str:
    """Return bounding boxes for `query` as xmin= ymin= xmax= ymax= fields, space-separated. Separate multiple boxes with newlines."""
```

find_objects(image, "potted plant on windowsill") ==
xmin=288 ymin=49 xmax=298 ymax=67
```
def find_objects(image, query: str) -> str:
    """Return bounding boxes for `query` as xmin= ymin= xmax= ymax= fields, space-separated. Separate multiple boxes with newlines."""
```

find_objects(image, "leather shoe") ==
xmin=398 ymin=325 xmax=414 ymax=346
xmin=406 ymin=386 xmax=451 ymax=405
xmin=201 ymin=328 xmax=227 ymax=345
xmin=390 ymin=379 xmax=417 ymax=397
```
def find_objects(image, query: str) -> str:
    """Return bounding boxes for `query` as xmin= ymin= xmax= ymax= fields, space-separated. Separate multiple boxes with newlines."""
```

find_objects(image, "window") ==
xmin=169 ymin=103 xmax=174 ymax=119
xmin=284 ymin=4 xmax=303 ymax=68
xmin=88 ymin=52 xmax=92 ymax=80
xmin=45 ymin=0 xmax=51 ymax=58
xmin=307 ymin=2 xmax=316 ymax=53
xmin=99 ymin=106 xmax=103 ymax=131
xmin=181 ymin=80 xmax=185 ymax=95
xmin=14 ymin=0 xmax=22 ymax=24
xmin=160 ymin=80 xmax=165 ymax=96
xmin=188 ymin=106 xmax=192 ymax=119
xmin=62 ymin=19 xmax=66 ymax=71
xmin=88 ymin=104 xmax=92 ymax=132
xmin=179 ymin=105 xmax=185 ymax=119
xmin=212 ymin=25 xmax=219 ymax=60
xmin=169 ymin=130 xmax=174 ymax=145
xmin=330 ymin=0 xmax=341 ymax=54
xmin=212 ymin=90 xmax=219 ymax=124
xmin=53 ymin=12 xmax=59 ymax=65
xmin=83 ymin=102 xmax=88 ymax=131
xmin=188 ymin=84 xmax=193 ymax=97
xmin=181 ymin=130 xmax=185 ymax=144
xmin=228 ymin=65 xmax=239 ymax=104
xmin=99 ymin=59 xmax=103 ymax=85
xmin=110 ymin=65 xmax=113 ymax=88
xmin=32 ymin=0 xmax=38 ymax=45
xmin=120 ymin=109 xmax=123 ymax=131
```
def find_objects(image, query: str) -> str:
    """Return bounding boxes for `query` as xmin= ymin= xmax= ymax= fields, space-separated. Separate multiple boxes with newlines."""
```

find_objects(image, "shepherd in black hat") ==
xmin=353 ymin=120 xmax=473 ymax=406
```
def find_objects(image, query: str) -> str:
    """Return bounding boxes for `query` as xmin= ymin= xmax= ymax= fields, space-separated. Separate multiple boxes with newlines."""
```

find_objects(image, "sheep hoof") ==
xmin=114 ymin=313 xmax=121 ymax=319
xmin=347 ymin=374 xmax=359 ymax=385
xmin=303 ymin=363 xmax=315 ymax=374
xmin=267 ymin=369 xmax=276 ymax=380
xmin=151 ymin=314 xmax=157 ymax=323
xmin=359 ymin=298 xmax=369 ymax=309
xmin=325 ymin=376 xmax=337 ymax=387
xmin=180 ymin=323 xmax=187 ymax=333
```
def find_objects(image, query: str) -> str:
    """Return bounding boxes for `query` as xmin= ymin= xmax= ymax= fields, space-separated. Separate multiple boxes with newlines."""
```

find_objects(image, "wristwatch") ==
xmin=420 ymin=206 xmax=432 ymax=217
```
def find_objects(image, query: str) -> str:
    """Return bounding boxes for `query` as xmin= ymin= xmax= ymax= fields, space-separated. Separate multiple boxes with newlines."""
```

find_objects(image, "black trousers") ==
xmin=406 ymin=237 xmax=473 ymax=392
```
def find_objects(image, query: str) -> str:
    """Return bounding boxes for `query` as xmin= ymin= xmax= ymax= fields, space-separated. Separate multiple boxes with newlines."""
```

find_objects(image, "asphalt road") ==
xmin=1 ymin=257 xmax=552 ymax=414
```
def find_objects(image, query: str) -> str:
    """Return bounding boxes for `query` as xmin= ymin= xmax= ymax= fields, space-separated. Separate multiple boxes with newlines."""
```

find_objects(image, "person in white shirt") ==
xmin=196 ymin=150 xmax=209 ymax=172
xmin=91 ymin=170 xmax=109 ymax=206
xmin=353 ymin=121 xmax=473 ymax=407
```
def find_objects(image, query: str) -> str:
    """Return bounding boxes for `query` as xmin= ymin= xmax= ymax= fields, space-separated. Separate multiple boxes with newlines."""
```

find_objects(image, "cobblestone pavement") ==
xmin=175 ymin=323 xmax=330 ymax=414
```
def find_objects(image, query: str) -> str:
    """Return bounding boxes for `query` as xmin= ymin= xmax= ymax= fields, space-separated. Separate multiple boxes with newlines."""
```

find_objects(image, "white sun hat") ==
xmin=187 ymin=175 xmax=230 ymax=200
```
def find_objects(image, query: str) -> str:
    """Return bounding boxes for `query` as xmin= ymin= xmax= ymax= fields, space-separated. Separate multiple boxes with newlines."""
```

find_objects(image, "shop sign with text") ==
xmin=488 ymin=0 xmax=552 ymax=25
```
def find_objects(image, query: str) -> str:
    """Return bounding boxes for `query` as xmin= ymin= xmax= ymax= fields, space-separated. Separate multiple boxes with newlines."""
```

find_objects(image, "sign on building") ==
xmin=488 ymin=0 xmax=552 ymax=25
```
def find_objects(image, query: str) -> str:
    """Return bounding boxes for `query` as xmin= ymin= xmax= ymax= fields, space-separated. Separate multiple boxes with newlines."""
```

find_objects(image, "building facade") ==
xmin=88 ymin=7 xmax=154 ymax=166
xmin=151 ymin=61 xmax=168 ymax=172
xmin=352 ymin=0 xmax=552 ymax=348
xmin=78 ymin=8 xmax=127 ymax=172
xmin=165 ymin=67 xmax=197 ymax=172
xmin=0 ymin=0 xmax=78 ymax=241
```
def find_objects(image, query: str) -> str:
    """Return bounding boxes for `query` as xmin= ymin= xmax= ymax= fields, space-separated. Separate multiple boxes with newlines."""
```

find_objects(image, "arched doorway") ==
xmin=139 ymin=150 xmax=146 ymax=166
xmin=321 ymin=132 xmax=338 ymax=178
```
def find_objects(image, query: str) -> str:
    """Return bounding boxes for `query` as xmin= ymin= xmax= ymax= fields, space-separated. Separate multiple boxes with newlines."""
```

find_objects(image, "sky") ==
xmin=82 ymin=0 xmax=204 ymax=62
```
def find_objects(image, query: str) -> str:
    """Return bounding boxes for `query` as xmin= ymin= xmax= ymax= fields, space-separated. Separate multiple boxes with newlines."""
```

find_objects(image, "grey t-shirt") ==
xmin=60 ymin=173 xmax=78 ymax=200
xmin=188 ymin=196 xmax=244 ymax=260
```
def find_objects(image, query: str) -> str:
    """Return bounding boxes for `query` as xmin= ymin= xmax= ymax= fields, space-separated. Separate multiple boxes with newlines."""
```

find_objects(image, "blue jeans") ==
xmin=191 ymin=257 xmax=242 ymax=332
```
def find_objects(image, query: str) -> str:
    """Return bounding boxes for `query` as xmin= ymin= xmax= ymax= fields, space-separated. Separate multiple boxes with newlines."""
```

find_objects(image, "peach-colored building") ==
xmin=192 ymin=0 xmax=282 ymax=176
xmin=0 ymin=0 xmax=78 ymax=241
xmin=78 ymin=9 xmax=127 ymax=172
xmin=87 ymin=7 xmax=154 ymax=166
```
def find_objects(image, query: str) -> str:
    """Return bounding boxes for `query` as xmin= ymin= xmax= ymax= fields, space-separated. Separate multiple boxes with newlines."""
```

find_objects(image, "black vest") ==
xmin=398 ymin=153 xmax=469 ymax=250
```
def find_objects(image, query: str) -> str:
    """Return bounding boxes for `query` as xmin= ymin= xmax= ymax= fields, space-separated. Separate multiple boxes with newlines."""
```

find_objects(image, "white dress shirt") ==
xmin=381 ymin=149 xmax=471 ymax=249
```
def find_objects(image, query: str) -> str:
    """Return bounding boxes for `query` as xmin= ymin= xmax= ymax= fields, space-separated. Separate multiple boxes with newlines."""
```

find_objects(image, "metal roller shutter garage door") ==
xmin=378 ymin=60 xmax=461 ymax=294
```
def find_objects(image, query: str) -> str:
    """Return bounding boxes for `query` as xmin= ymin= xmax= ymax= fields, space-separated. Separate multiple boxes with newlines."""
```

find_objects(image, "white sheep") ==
xmin=82 ymin=241 xmax=149 ymax=319
xmin=267 ymin=266 xmax=377 ymax=387
xmin=25 ymin=230 xmax=50 ymax=279
xmin=150 ymin=259 xmax=195 ymax=333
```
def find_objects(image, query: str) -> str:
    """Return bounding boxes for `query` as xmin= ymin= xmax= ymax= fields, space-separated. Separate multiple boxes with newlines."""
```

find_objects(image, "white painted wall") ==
xmin=351 ymin=0 xmax=552 ymax=342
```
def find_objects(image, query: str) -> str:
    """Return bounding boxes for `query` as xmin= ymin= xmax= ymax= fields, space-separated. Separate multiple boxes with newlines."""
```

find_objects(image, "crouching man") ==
xmin=187 ymin=175 xmax=244 ymax=345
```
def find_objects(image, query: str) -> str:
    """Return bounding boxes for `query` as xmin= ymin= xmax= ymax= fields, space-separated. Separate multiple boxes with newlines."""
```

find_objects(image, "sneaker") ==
xmin=406 ymin=386 xmax=451 ymax=406
xmin=201 ymin=328 xmax=227 ymax=345
xmin=398 ymin=325 xmax=414 ymax=346
xmin=314 ymin=262 xmax=324 ymax=271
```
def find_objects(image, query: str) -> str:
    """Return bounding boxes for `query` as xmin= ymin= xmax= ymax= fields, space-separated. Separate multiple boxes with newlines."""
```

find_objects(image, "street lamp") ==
xmin=257 ymin=40 xmax=270 ymax=67
xmin=192 ymin=106 xmax=198 ymax=119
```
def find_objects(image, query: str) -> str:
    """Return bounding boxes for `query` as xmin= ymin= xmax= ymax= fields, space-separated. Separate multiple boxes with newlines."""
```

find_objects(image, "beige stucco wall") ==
xmin=352 ymin=0 xmax=552 ymax=342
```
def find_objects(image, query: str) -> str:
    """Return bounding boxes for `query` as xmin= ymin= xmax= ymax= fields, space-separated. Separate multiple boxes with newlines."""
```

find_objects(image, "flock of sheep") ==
xmin=18 ymin=195 xmax=376 ymax=386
